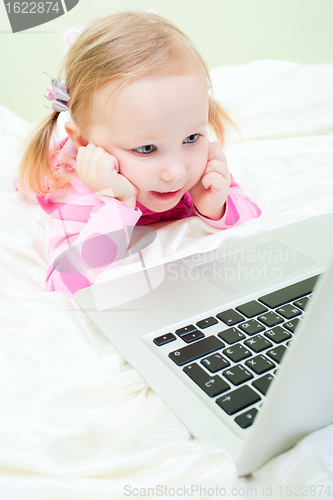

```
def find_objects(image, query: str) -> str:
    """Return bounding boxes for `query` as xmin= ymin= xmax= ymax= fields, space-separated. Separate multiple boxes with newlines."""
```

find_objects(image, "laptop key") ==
xmin=245 ymin=354 xmax=275 ymax=375
xmin=276 ymin=304 xmax=302 ymax=319
xmin=266 ymin=345 xmax=287 ymax=364
xmin=293 ymin=297 xmax=309 ymax=310
xmin=169 ymin=336 xmax=224 ymax=366
xmin=196 ymin=317 xmax=218 ymax=329
xmin=216 ymin=309 xmax=244 ymax=326
xmin=264 ymin=326 xmax=292 ymax=344
xmin=216 ymin=386 xmax=261 ymax=415
xmin=258 ymin=275 xmax=319 ymax=308
xmin=175 ymin=325 xmax=198 ymax=337
xmin=244 ymin=334 xmax=273 ymax=353
xmin=223 ymin=344 xmax=252 ymax=363
xmin=201 ymin=353 xmax=230 ymax=372
xmin=236 ymin=301 xmax=268 ymax=318
xmin=218 ymin=327 xmax=246 ymax=344
xmin=183 ymin=363 xmax=230 ymax=397
xmin=181 ymin=331 xmax=205 ymax=344
xmin=257 ymin=312 xmax=284 ymax=327
xmin=283 ymin=318 xmax=301 ymax=333
xmin=153 ymin=333 xmax=176 ymax=346
xmin=238 ymin=319 xmax=266 ymax=336
xmin=252 ymin=373 xmax=274 ymax=395
xmin=234 ymin=408 xmax=258 ymax=428
xmin=222 ymin=364 xmax=253 ymax=386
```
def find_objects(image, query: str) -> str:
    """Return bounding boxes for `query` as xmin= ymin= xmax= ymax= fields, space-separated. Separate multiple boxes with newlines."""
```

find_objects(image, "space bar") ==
xmin=168 ymin=336 xmax=223 ymax=366
xmin=258 ymin=275 xmax=319 ymax=308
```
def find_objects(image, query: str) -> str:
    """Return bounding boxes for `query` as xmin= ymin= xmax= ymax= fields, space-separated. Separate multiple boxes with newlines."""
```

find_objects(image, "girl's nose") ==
xmin=160 ymin=155 xmax=187 ymax=182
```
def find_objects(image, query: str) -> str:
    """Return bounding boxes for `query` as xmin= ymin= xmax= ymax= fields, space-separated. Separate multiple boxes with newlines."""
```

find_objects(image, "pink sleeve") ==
xmin=45 ymin=196 xmax=142 ymax=298
xmin=31 ymin=137 xmax=142 ymax=298
xmin=195 ymin=174 xmax=261 ymax=229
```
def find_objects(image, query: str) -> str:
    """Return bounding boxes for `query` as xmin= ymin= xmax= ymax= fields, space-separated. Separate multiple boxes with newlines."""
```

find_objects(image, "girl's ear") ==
xmin=65 ymin=122 xmax=89 ymax=149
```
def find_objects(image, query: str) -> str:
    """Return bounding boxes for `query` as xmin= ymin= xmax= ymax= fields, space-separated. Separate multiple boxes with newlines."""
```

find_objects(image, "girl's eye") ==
xmin=133 ymin=144 xmax=156 ymax=154
xmin=184 ymin=134 xmax=199 ymax=144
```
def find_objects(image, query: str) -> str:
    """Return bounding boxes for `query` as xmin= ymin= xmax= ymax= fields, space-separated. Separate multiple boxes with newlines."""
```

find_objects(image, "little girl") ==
xmin=17 ymin=11 xmax=261 ymax=298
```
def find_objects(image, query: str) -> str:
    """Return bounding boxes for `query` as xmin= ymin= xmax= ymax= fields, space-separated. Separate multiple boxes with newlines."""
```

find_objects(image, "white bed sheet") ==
xmin=0 ymin=60 xmax=333 ymax=499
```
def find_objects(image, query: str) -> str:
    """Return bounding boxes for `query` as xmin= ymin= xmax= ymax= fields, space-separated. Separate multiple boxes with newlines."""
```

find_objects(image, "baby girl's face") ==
xmin=85 ymin=72 xmax=209 ymax=212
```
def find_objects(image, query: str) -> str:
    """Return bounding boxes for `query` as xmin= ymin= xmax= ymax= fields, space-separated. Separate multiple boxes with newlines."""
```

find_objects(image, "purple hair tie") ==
xmin=44 ymin=72 xmax=70 ymax=112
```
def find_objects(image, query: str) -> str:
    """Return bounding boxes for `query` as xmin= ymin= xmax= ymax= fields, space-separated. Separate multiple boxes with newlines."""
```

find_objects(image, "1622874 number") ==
xmin=278 ymin=485 xmax=331 ymax=496
xmin=5 ymin=2 xmax=60 ymax=14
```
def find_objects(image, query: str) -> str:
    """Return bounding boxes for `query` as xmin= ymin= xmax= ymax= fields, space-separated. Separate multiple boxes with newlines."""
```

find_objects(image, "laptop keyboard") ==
xmin=153 ymin=275 xmax=319 ymax=429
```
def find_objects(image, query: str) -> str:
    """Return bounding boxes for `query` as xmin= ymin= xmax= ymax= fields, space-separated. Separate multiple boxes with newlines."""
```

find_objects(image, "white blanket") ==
xmin=1 ymin=60 xmax=333 ymax=499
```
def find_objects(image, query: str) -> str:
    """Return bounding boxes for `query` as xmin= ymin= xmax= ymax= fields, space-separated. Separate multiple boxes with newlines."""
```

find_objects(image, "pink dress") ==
xmin=25 ymin=137 xmax=261 ymax=297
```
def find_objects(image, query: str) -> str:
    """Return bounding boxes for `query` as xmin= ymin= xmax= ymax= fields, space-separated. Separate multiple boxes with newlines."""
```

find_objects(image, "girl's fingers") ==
xmin=76 ymin=144 xmax=97 ymax=177
xmin=97 ymin=151 xmax=119 ymax=174
xmin=87 ymin=146 xmax=107 ymax=175
xmin=203 ymin=159 xmax=231 ymax=186
xmin=206 ymin=144 xmax=229 ymax=181
xmin=77 ymin=144 xmax=116 ymax=184
xmin=76 ymin=143 xmax=125 ymax=196
xmin=201 ymin=171 xmax=225 ymax=192
xmin=208 ymin=141 xmax=227 ymax=164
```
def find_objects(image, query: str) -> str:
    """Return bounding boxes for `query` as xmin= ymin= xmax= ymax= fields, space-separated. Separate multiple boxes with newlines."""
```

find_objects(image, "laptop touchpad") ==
xmin=184 ymin=240 xmax=316 ymax=295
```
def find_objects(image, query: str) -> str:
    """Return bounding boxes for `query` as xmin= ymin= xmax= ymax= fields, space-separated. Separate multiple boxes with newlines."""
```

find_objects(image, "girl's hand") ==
xmin=189 ymin=142 xmax=231 ymax=220
xmin=76 ymin=144 xmax=138 ymax=209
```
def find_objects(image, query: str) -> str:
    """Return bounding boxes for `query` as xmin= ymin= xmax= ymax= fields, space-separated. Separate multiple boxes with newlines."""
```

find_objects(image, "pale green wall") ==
xmin=1 ymin=0 xmax=333 ymax=123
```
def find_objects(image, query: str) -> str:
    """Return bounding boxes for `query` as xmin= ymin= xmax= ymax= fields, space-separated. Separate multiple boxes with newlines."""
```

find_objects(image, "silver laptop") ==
xmin=74 ymin=213 xmax=333 ymax=476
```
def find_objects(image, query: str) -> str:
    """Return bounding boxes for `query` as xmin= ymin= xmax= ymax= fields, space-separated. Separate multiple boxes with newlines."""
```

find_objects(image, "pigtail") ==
xmin=18 ymin=110 xmax=62 ymax=196
xmin=208 ymin=95 xmax=240 ymax=148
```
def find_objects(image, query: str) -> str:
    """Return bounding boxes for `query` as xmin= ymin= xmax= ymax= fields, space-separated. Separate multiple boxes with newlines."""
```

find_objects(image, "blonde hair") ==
xmin=18 ymin=11 xmax=234 ymax=195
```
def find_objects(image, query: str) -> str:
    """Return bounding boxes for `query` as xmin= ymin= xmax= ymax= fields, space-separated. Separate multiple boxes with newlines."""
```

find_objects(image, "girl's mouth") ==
xmin=150 ymin=189 xmax=182 ymax=201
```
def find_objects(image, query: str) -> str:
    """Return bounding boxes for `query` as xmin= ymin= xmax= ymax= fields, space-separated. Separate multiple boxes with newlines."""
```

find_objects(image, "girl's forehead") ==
xmin=95 ymin=73 xmax=208 ymax=108
xmin=95 ymin=72 xmax=208 ymax=122
xmin=87 ymin=73 xmax=209 ymax=144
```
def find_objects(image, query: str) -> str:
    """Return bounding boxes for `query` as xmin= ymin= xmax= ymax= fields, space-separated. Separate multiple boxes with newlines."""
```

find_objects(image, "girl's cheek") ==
xmin=118 ymin=157 xmax=144 ymax=183
xmin=131 ymin=168 xmax=151 ymax=185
